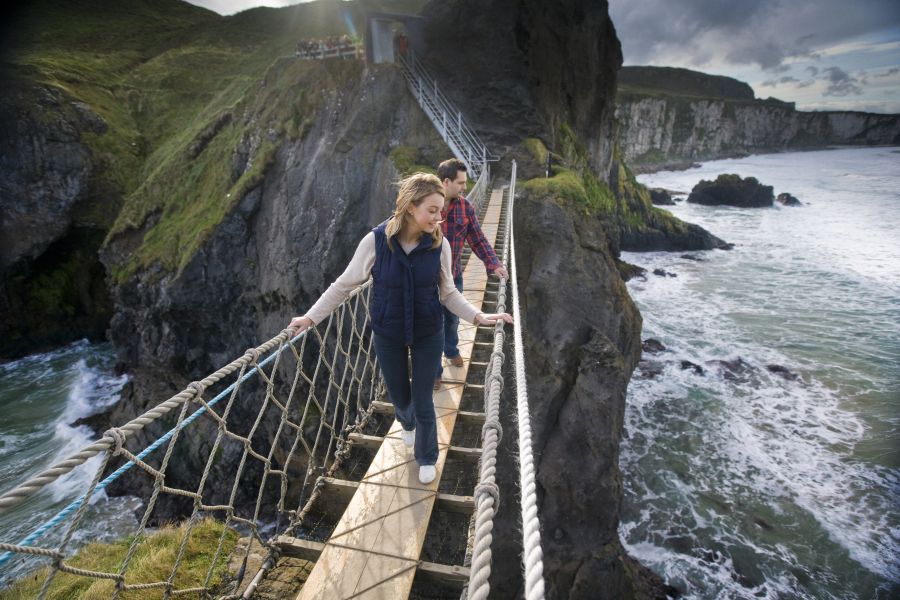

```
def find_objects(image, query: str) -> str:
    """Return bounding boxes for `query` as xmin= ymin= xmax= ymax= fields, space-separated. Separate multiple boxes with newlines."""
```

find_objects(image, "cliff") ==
xmin=417 ymin=1 xmax=706 ymax=596
xmin=617 ymin=66 xmax=900 ymax=172
xmin=2 ymin=1 xmax=718 ymax=597
xmin=0 ymin=0 xmax=427 ymax=359
xmin=89 ymin=59 xmax=451 ymax=522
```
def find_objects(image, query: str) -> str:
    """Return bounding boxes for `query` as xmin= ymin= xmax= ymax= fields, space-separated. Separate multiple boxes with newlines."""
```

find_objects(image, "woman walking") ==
xmin=288 ymin=173 xmax=512 ymax=484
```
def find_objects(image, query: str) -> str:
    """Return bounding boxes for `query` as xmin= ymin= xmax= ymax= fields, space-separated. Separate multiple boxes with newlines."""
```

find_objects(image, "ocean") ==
xmin=0 ymin=147 xmax=897 ymax=597
xmin=0 ymin=341 xmax=140 ymax=586
xmin=620 ymin=146 xmax=900 ymax=599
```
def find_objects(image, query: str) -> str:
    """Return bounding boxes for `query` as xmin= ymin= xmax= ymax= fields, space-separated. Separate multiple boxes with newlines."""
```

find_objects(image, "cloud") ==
xmin=610 ymin=0 xmax=900 ymax=70
xmin=876 ymin=67 xmax=900 ymax=77
xmin=761 ymin=76 xmax=802 ymax=87
xmin=805 ymin=66 xmax=820 ymax=76
xmin=822 ymin=66 xmax=863 ymax=96
xmin=185 ymin=0 xmax=302 ymax=15
xmin=814 ymin=38 xmax=900 ymax=58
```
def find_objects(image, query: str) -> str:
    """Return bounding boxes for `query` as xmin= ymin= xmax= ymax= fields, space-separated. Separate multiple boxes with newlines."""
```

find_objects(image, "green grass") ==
xmin=0 ymin=518 xmax=239 ymax=600
xmin=523 ymin=137 xmax=549 ymax=165
xmin=390 ymin=146 xmax=438 ymax=177
xmin=524 ymin=123 xmax=692 ymax=248
xmin=522 ymin=167 xmax=616 ymax=215
xmin=3 ymin=0 xmax=434 ymax=284
xmin=108 ymin=57 xmax=365 ymax=280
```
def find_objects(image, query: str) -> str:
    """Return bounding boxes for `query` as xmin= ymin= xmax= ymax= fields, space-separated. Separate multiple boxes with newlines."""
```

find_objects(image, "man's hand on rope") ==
xmin=288 ymin=315 xmax=314 ymax=334
xmin=491 ymin=264 xmax=509 ymax=279
xmin=475 ymin=312 xmax=513 ymax=326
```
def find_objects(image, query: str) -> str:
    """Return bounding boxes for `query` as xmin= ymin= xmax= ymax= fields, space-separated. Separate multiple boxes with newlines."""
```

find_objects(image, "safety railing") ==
xmin=0 ymin=284 xmax=383 ymax=599
xmin=396 ymin=50 xmax=496 ymax=180
xmin=507 ymin=159 xmax=546 ymax=600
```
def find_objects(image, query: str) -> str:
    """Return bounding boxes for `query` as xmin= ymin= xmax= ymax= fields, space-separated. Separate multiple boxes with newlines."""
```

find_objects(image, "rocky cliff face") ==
xmin=419 ymin=0 xmax=622 ymax=179
xmin=4 ymin=1 xmax=699 ymax=595
xmin=94 ymin=62 xmax=450 ymax=517
xmin=0 ymin=77 xmax=117 ymax=358
xmin=617 ymin=92 xmax=900 ymax=172
xmin=487 ymin=190 xmax=669 ymax=599
xmin=413 ymin=1 xmax=673 ymax=596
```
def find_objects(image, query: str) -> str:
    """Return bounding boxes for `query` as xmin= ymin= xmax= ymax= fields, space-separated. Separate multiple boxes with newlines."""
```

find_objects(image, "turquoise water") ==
xmin=0 ymin=341 xmax=140 ymax=586
xmin=620 ymin=147 xmax=900 ymax=599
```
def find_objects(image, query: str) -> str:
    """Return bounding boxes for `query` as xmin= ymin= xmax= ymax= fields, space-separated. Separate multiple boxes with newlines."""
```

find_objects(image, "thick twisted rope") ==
xmin=0 ymin=282 xmax=382 ymax=598
xmin=0 ymin=331 xmax=292 ymax=515
xmin=465 ymin=179 xmax=512 ymax=600
xmin=508 ymin=160 xmax=546 ymax=599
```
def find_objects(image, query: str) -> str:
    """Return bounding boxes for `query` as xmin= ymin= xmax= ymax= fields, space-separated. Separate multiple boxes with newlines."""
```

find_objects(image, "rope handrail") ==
xmin=0 ymin=280 xmax=382 ymax=597
xmin=464 ymin=180 xmax=512 ymax=600
xmin=0 ymin=279 xmax=370 ymax=517
xmin=508 ymin=159 xmax=546 ymax=598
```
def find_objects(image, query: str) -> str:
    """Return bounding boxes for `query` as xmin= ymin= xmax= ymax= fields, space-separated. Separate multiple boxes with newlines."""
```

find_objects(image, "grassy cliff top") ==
xmin=1 ymin=0 xmax=427 ymax=279
xmin=618 ymin=65 xmax=756 ymax=101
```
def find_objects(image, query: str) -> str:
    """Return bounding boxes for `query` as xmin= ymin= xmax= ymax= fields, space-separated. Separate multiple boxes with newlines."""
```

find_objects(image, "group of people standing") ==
xmin=294 ymin=34 xmax=360 ymax=59
xmin=288 ymin=159 xmax=511 ymax=484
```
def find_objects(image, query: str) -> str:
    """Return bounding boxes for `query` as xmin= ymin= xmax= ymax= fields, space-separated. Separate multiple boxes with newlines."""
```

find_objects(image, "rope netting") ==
xmin=0 ymin=164 xmax=545 ymax=600
xmin=0 ymin=284 xmax=385 ymax=598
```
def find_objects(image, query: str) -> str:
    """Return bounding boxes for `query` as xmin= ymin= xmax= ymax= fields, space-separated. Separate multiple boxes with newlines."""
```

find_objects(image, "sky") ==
xmin=187 ymin=0 xmax=900 ymax=114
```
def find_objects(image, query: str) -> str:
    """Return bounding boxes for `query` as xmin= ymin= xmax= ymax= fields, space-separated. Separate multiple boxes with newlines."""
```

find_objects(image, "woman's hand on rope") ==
xmin=475 ymin=312 xmax=513 ymax=326
xmin=288 ymin=315 xmax=314 ymax=334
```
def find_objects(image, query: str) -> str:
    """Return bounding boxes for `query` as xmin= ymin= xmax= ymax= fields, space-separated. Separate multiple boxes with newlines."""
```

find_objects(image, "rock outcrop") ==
xmin=0 ymin=78 xmax=117 ymax=358
xmin=419 ymin=0 xmax=622 ymax=179
xmin=94 ymin=62 xmax=451 ymax=520
xmin=649 ymin=188 xmax=675 ymax=205
xmin=687 ymin=174 xmax=774 ymax=207
xmin=776 ymin=192 xmax=802 ymax=206
xmin=488 ymin=188 xmax=668 ymax=599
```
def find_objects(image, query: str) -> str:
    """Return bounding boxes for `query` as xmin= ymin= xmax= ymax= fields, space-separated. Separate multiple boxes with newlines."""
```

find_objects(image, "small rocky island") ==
xmin=687 ymin=174 xmax=774 ymax=207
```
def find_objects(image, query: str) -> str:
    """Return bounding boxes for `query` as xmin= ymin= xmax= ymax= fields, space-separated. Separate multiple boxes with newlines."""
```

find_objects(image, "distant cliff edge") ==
xmin=617 ymin=66 xmax=900 ymax=173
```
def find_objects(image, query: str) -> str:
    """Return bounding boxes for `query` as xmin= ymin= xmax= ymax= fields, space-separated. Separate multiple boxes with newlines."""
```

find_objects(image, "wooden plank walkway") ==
xmin=293 ymin=187 xmax=506 ymax=599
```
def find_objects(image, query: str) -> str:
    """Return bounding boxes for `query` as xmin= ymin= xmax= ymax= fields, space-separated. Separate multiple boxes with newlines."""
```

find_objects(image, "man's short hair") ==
xmin=437 ymin=158 xmax=467 ymax=182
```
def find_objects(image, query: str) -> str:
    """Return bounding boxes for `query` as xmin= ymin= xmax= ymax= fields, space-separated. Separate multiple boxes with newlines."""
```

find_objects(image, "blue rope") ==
xmin=0 ymin=334 xmax=300 ymax=568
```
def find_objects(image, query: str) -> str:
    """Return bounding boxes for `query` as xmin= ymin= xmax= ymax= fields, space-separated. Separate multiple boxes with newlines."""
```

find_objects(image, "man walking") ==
xmin=434 ymin=158 xmax=508 ymax=389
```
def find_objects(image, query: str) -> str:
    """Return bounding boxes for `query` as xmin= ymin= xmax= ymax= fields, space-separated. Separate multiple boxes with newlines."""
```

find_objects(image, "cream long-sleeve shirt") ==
xmin=303 ymin=232 xmax=480 ymax=326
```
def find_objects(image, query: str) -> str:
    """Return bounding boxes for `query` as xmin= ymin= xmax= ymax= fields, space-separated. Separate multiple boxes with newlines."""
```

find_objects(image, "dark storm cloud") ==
xmin=822 ymin=66 xmax=863 ymax=96
xmin=610 ymin=0 xmax=900 ymax=69
xmin=761 ymin=76 xmax=801 ymax=87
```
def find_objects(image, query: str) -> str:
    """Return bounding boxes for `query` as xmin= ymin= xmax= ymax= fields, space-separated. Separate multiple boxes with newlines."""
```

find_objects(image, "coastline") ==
xmin=619 ymin=146 xmax=900 ymax=598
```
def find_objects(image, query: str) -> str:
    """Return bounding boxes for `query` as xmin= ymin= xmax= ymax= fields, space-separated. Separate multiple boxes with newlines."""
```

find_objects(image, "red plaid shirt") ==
xmin=440 ymin=195 xmax=500 ymax=278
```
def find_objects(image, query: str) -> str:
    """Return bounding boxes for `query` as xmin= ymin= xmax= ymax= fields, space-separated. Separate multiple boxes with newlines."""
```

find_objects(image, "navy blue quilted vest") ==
xmin=369 ymin=222 xmax=443 ymax=345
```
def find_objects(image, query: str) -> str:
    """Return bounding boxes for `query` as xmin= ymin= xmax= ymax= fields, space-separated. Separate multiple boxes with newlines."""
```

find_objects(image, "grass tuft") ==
xmin=0 ymin=518 xmax=239 ymax=600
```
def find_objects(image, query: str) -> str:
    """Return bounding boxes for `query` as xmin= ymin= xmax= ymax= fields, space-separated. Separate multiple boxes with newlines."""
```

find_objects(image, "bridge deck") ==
xmin=293 ymin=186 xmax=506 ymax=599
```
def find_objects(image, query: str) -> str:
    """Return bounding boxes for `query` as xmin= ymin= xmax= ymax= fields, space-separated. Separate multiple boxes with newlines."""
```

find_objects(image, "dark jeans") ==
xmin=435 ymin=274 xmax=464 ymax=380
xmin=373 ymin=330 xmax=444 ymax=466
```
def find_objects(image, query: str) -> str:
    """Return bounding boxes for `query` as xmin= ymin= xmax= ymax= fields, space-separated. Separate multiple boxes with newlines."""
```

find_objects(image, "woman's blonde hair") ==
xmin=385 ymin=172 xmax=444 ymax=251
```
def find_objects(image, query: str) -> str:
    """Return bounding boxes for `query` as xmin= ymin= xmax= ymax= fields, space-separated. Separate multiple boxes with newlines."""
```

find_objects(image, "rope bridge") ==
xmin=0 ymin=163 xmax=544 ymax=599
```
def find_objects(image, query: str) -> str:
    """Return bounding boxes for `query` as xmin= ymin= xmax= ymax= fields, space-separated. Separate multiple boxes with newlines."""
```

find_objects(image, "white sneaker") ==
xmin=401 ymin=428 xmax=415 ymax=448
xmin=418 ymin=465 xmax=436 ymax=484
